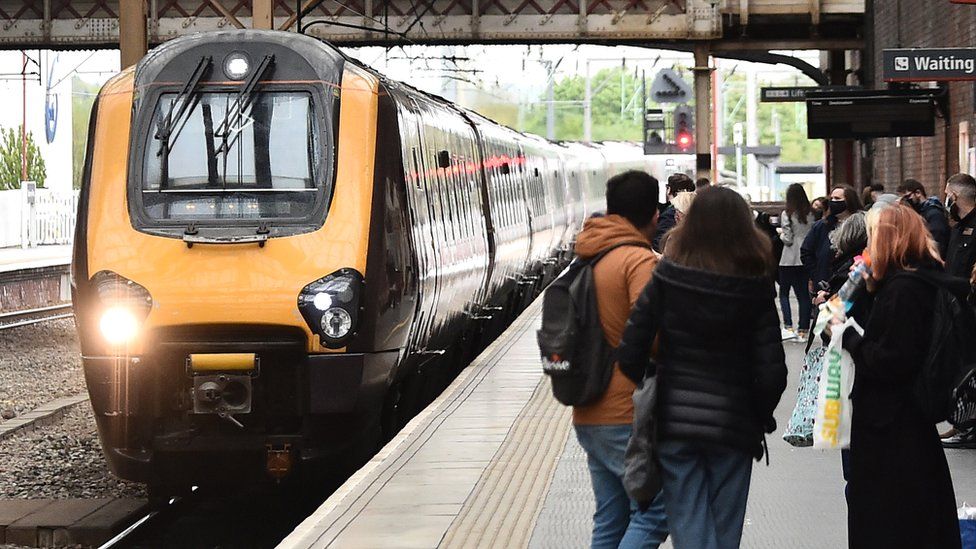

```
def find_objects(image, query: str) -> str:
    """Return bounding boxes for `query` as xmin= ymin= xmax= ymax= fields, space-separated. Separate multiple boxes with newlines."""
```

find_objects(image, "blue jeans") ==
xmin=575 ymin=424 xmax=669 ymax=549
xmin=656 ymin=440 xmax=752 ymax=549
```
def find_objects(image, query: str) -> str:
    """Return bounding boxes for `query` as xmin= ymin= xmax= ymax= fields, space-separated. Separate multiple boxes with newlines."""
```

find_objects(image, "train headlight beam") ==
xmin=99 ymin=306 xmax=140 ymax=346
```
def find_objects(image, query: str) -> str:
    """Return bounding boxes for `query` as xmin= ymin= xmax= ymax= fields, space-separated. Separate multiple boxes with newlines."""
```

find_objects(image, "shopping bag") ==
xmin=813 ymin=317 xmax=862 ymax=449
xmin=783 ymin=346 xmax=827 ymax=447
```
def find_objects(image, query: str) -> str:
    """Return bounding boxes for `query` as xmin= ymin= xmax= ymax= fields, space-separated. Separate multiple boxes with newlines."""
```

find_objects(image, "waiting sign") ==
xmin=883 ymin=48 xmax=976 ymax=82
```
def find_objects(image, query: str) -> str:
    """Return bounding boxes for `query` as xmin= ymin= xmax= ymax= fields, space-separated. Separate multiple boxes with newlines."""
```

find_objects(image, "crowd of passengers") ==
xmin=568 ymin=170 xmax=976 ymax=549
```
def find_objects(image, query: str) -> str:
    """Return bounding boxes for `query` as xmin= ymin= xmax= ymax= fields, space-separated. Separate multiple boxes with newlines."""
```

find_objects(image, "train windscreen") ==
xmin=141 ymin=91 xmax=323 ymax=222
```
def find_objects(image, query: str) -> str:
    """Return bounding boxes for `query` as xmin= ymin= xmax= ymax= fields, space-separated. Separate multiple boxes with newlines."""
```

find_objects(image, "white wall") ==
xmin=0 ymin=191 xmax=22 ymax=248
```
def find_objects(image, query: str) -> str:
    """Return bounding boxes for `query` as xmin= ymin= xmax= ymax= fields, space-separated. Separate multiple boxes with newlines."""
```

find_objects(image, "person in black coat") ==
xmin=897 ymin=178 xmax=950 ymax=258
xmin=840 ymin=204 xmax=960 ymax=549
xmin=619 ymin=187 xmax=788 ymax=549
xmin=653 ymin=173 xmax=695 ymax=252
xmin=802 ymin=185 xmax=862 ymax=297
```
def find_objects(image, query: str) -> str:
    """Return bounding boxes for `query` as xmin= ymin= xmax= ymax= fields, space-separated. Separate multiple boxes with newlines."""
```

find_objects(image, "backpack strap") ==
xmin=588 ymin=240 xmax=654 ymax=267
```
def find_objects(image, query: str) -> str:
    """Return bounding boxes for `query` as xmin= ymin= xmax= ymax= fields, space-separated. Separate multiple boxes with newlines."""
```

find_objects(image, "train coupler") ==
xmin=266 ymin=443 xmax=293 ymax=481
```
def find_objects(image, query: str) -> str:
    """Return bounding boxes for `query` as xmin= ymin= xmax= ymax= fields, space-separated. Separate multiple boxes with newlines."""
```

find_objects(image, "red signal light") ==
xmin=677 ymin=133 xmax=692 ymax=148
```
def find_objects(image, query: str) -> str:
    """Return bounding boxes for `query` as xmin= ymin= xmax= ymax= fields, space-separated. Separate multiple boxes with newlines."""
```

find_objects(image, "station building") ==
xmin=863 ymin=0 xmax=976 ymax=195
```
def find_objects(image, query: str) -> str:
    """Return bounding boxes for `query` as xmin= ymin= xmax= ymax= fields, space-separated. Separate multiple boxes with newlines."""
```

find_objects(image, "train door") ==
xmin=395 ymin=99 xmax=439 ymax=354
xmin=415 ymin=117 xmax=448 ymax=347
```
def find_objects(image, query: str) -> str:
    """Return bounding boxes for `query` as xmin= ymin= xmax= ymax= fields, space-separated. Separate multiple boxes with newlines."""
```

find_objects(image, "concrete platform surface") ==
xmin=278 ymin=297 xmax=976 ymax=549
xmin=0 ymin=245 xmax=72 ymax=274
xmin=0 ymin=498 xmax=147 ymax=546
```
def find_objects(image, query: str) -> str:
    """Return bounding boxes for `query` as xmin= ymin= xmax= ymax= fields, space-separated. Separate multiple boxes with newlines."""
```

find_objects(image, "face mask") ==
xmin=828 ymin=200 xmax=847 ymax=216
xmin=946 ymin=194 xmax=955 ymax=211
xmin=811 ymin=207 xmax=824 ymax=220
xmin=950 ymin=203 xmax=961 ymax=222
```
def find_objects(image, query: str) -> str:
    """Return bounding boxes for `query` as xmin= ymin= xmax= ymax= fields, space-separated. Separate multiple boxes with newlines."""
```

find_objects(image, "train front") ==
xmin=72 ymin=31 xmax=402 ymax=489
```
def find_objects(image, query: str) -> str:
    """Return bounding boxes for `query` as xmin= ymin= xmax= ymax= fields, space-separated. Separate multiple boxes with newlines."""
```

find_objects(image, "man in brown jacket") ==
xmin=573 ymin=171 xmax=669 ymax=548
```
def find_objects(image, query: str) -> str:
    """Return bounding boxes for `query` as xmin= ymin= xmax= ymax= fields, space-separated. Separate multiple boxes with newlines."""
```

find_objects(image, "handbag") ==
xmin=783 ymin=346 xmax=827 ymax=447
xmin=624 ymin=370 xmax=662 ymax=509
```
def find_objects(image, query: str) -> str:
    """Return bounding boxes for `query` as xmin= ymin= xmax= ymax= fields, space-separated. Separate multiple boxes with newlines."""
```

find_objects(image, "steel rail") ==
xmin=0 ymin=303 xmax=74 ymax=330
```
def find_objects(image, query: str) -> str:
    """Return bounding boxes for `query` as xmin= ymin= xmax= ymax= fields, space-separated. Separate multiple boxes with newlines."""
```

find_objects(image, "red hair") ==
xmin=868 ymin=204 xmax=942 ymax=280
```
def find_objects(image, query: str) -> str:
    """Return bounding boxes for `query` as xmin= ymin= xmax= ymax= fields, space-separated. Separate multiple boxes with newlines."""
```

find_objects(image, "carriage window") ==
xmin=141 ymin=91 xmax=322 ymax=222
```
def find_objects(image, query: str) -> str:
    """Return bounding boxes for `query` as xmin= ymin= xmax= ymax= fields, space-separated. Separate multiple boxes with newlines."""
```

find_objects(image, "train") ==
xmin=72 ymin=29 xmax=694 ymax=493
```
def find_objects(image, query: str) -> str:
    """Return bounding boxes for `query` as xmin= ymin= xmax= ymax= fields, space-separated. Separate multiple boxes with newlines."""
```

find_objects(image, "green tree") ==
xmin=72 ymin=77 xmax=100 ymax=189
xmin=719 ymin=72 xmax=823 ymax=172
xmin=0 ymin=126 xmax=46 ymax=189
xmin=517 ymin=65 xmax=824 ymax=175
xmin=520 ymin=66 xmax=646 ymax=142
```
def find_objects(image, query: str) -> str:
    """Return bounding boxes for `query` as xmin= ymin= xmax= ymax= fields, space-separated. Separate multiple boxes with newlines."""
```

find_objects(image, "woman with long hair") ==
xmin=841 ymin=204 xmax=960 ymax=548
xmin=779 ymin=184 xmax=816 ymax=341
xmin=618 ymin=187 xmax=788 ymax=549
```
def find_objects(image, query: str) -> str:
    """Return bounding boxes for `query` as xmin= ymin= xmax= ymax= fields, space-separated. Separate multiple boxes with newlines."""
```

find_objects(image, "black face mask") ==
xmin=828 ymin=200 xmax=847 ymax=216
xmin=950 ymin=202 xmax=961 ymax=222
xmin=812 ymin=207 xmax=824 ymax=220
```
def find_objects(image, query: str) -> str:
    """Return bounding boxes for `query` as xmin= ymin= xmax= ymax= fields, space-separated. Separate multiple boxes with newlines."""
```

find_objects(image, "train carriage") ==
xmin=73 ymin=29 xmax=692 ymax=490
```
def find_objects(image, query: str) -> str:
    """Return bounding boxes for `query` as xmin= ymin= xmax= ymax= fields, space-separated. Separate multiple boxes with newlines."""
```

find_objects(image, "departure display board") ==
xmin=806 ymin=90 xmax=937 ymax=139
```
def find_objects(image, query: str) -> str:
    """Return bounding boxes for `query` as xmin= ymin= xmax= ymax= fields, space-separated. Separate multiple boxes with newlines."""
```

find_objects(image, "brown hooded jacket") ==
xmin=572 ymin=214 xmax=658 ymax=425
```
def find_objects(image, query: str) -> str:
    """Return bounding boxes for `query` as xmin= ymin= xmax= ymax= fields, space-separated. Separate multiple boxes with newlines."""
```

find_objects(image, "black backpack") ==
xmin=537 ymin=241 xmax=652 ymax=406
xmin=896 ymin=271 xmax=976 ymax=427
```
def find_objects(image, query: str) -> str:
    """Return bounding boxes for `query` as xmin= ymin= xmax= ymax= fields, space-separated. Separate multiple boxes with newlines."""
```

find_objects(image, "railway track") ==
xmin=0 ymin=304 xmax=73 ymax=330
xmin=97 ymin=482 xmax=339 ymax=549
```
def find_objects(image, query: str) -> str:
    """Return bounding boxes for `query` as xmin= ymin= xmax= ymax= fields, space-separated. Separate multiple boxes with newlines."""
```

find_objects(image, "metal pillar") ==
xmin=119 ymin=0 xmax=147 ymax=69
xmin=693 ymin=43 xmax=712 ymax=181
xmin=746 ymin=66 xmax=758 ymax=189
xmin=826 ymin=50 xmax=853 ymax=189
xmin=546 ymin=74 xmax=555 ymax=140
xmin=253 ymin=0 xmax=274 ymax=29
xmin=583 ymin=60 xmax=592 ymax=143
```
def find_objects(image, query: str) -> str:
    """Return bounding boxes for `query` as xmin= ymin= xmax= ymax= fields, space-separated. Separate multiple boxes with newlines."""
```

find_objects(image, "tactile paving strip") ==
xmin=440 ymin=382 xmax=571 ymax=548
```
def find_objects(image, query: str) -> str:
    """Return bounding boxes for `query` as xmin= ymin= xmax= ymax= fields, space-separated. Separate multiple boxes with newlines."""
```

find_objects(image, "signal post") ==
xmin=693 ymin=43 xmax=713 ymax=182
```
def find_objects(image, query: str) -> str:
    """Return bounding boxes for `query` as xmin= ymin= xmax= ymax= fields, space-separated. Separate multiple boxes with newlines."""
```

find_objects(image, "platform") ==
xmin=0 ymin=245 xmax=72 ymax=312
xmin=0 ymin=245 xmax=72 ymax=274
xmin=279 ymin=297 xmax=976 ymax=549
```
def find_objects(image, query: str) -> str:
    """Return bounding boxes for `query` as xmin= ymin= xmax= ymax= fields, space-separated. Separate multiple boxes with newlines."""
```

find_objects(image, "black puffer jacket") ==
xmin=618 ymin=258 xmax=788 ymax=459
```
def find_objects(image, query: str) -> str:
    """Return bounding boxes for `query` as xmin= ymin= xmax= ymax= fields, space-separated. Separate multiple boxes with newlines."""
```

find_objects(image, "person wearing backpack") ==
xmin=839 ymin=204 xmax=961 ymax=548
xmin=572 ymin=170 xmax=669 ymax=549
xmin=942 ymin=173 xmax=976 ymax=448
xmin=617 ymin=187 xmax=787 ymax=549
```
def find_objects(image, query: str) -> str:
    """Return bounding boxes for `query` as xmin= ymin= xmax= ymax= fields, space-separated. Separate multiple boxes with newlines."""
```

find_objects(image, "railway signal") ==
xmin=673 ymin=105 xmax=694 ymax=152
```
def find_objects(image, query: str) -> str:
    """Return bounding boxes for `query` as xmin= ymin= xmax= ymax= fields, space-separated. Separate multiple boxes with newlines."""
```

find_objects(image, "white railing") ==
xmin=0 ymin=185 xmax=79 ymax=248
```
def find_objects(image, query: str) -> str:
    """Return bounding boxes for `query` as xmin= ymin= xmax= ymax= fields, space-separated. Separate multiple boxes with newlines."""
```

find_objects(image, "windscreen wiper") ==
xmin=155 ymin=56 xmax=213 ymax=158
xmin=212 ymin=54 xmax=276 ymax=159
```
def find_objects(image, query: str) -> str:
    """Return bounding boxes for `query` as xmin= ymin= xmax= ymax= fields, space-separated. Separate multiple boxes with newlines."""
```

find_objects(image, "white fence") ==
xmin=0 ymin=186 xmax=79 ymax=248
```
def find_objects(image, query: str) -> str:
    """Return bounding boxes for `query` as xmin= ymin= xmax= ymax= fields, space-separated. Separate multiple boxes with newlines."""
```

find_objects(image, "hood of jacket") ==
xmin=575 ymin=214 xmax=651 ymax=259
xmin=654 ymin=257 xmax=775 ymax=302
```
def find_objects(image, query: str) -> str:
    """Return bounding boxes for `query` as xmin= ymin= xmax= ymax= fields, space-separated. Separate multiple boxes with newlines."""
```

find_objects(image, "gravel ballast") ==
xmin=0 ymin=405 xmax=145 ymax=499
xmin=0 ymin=319 xmax=85 ymax=422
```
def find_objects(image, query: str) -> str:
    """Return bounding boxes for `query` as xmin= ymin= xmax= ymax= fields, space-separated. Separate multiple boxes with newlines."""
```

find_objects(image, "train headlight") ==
xmin=99 ymin=306 xmax=139 ymax=345
xmin=321 ymin=308 xmax=352 ymax=339
xmin=91 ymin=271 xmax=153 ymax=348
xmin=223 ymin=52 xmax=250 ymax=80
xmin=298 ymin=269 xmax=363 ymax=348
